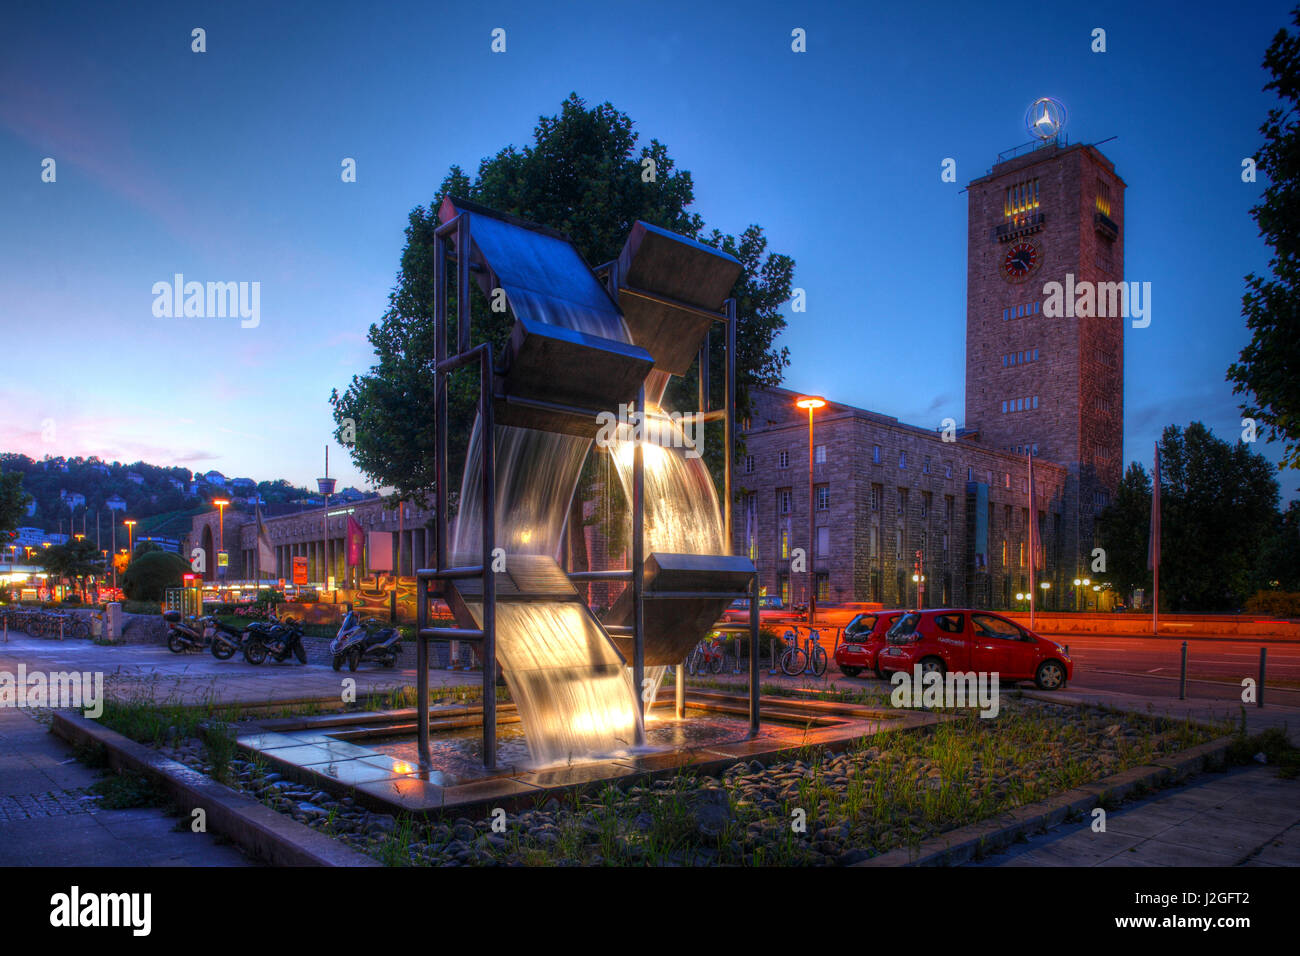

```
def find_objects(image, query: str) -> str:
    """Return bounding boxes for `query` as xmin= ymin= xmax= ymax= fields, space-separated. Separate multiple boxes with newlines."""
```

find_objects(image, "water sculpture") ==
xmin=416 ymin=199 xmax=762 ymax=770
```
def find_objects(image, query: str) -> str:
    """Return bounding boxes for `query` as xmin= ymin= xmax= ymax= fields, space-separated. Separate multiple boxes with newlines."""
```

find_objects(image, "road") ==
xmin=1056 ymin=634 xmax=1300 ymax=706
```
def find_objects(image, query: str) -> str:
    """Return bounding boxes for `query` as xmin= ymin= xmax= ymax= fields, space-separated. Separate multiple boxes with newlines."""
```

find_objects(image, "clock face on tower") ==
xmin=1002 ymin=241 xmax=1041 ymax=282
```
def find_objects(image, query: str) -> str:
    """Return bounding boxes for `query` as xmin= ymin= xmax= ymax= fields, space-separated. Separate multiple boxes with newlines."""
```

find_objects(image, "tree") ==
xmin=36 ymin=538 xmax=104 ymax=602
xmin=1095 ymin=462 xmax=1153 ymax=604
xmin=121 ymin=551 xmax=189 ymax=602
xmin=1228 ymin=6 xmax=1300 ymax=471
xmin=1157 ymin=423 xmax=1279 ymax=611
xmin=331 ymin=93 xmax=793 ymax=510
xmin=0 ymin=468 xmax=30 ymax=542
xmin=1257 ymin=498 xmax=1300 ymax=591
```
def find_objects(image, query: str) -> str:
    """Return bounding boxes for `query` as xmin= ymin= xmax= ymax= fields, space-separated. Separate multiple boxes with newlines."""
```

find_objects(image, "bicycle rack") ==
xmin=415 ymin=200 xmax=763 ymax=772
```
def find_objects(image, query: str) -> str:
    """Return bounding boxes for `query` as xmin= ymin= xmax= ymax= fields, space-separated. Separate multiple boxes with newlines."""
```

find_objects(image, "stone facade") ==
xmin=186 ymin=498 xmax=436 ymax=585
xmin=735 ymin=387 xmax=1070 ymax=610
xmin=964 ymin=142 xmax=1126 ymax=565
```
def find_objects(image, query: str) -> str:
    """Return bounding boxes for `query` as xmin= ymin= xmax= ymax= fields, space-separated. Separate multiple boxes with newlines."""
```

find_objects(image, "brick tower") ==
xmin=964 ymin=125 xmax=1125 ymax=577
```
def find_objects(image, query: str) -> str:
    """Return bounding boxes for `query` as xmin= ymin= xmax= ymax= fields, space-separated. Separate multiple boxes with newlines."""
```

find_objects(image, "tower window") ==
xmin=778 ymin=450 xmax=789 ymax=468
xmin=815 ymin=485 xmax=830 ymax=510
xmin=872 ymin=444 xmax=881 ymax=464
xmin=899 ymin=450 xmax=907 ymax=469
xmin=814 ymin=444 xmax=827 ymax=464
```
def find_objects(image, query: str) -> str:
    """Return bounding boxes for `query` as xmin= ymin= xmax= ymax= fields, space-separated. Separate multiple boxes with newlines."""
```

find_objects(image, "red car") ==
xmin=874 ymin=608 xmax=1072 ymax=690
xmin=834 ymin=610 xmax=906 ymax=678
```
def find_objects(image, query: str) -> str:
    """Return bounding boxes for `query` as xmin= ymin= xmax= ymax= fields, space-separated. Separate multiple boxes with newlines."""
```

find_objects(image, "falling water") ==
xmin=449 ymin=298 xmax=729 ymax=764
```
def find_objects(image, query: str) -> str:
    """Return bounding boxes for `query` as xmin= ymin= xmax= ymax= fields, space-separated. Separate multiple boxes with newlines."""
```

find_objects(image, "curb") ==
xmin=51 ymin=712 xmax=379 ymax=867
xmin=852 ymin=736 xmax=1234 ymax=867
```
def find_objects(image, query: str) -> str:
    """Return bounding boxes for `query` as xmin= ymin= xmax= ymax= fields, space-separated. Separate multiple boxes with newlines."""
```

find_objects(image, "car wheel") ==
xmin=1035 ymin=660 xmax=1066 ymax=690
xmin=920 ymin=656 xmax=946 ymax=678
xmin=875 ymin=663 xmax=890 ymax=680
xmin=840 ymin=666 xmax=861 ymax=677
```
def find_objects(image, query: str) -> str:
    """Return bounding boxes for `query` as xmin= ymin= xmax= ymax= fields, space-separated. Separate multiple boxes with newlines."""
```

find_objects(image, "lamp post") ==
xmin=123 ymin=519 xmax=136 ymax=557
xmin=794 ymin=396 xmax=826 ymax=627
xmin=211 ymin=499 xmax=229 ymax=583
xmin=1040 ymin=579 xmax=1051 ymax=612
xmin=318 ymin=447 xmax=336 ymax=590
xmin=912 ymin=549 xmax=925 ymax=609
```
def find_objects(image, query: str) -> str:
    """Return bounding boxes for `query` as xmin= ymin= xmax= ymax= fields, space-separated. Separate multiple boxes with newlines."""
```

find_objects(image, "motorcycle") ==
xmin=242 ymin=612 xmax=308 ymax=665
xmin=163 ymin=611 xmax=208 ymax=653
xmin=209 ymin=616 xmax=251 ymax=661
xmin=330 ymin=607 xmax=401 ymax=672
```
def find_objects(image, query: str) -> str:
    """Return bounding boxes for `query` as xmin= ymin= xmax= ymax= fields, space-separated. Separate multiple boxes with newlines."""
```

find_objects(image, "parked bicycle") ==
xmin=779 ymin=625 xmax=828 ymax=677
xmin=0 ymin=608 xmax=89 ymax=640
xmin=686 ymin=633 xmax=727 ymax=675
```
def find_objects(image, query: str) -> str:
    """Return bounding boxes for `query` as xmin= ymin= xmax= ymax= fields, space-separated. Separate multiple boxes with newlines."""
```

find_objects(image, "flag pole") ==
xmin=1151 ymin=442 xmax=1160 ymax=636
xmin=1028 ymin=450 xmax=1035 ymax=629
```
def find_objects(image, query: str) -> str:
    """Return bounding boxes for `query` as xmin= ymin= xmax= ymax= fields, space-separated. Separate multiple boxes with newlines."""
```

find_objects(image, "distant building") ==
xmin=14 ymin=528 xmax=66 ymax=549
xmin=89 ymin=463 xmax=110 ymax=476
xmin=59 ymin=490 xmax=86 ymax=508
xmin=126 ymin=472 xmax=145 ymax=485
xmin=105 ymin=495 xmax=127 ymax=512
xmin=203 ymin=470 xmax=227 ymax=485
xmin=231 ymin=477 xmax=256 ymax=490
xmin=25 ymin=500 xmax=36 ymax=517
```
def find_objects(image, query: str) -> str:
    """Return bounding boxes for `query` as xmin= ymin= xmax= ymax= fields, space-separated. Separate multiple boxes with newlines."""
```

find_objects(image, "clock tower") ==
xmin=964 ymin=100 xmax=1125 ymax=574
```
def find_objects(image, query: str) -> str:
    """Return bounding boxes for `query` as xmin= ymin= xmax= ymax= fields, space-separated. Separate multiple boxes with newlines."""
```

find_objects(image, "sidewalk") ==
xmin=0 ymin=707 xmax=254 ymax=866
xmin=967 ymin=764 xmax=1300 ymax=867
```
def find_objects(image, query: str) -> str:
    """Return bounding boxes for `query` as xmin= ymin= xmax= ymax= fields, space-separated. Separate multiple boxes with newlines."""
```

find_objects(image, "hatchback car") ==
xmin=875 ymin=608 xmax=1072 ymax=690
xmin=834 ymin=610 xmax=906 ymax=678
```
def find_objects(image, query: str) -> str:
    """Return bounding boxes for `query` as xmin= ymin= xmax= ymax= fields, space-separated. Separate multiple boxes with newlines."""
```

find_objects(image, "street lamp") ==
xmin=123 ymin=519 xmax=136 ymax=557
xmin=794 ymin=396 xmax=826 ymax=626
xmin=1040 ymin=579 xmax=1050 ymax=611
xmin=211 ymin=499 xmax=229 ymax=581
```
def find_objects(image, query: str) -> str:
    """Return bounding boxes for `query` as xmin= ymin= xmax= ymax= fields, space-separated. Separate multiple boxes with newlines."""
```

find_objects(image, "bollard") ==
xmin=1178 ymin=641 xmax=1187 ymax=701
xmin=1258 ymin=647 xmax=1267 ymax=709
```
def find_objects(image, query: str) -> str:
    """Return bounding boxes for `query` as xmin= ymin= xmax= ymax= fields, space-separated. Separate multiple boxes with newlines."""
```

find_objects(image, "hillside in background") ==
xmin=0 ymin=453 xmax=374 ymax=536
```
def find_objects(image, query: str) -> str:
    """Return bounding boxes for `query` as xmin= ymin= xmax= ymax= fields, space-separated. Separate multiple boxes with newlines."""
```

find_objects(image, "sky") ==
xmin=1 ymin=0 xmax=1295 ymax=501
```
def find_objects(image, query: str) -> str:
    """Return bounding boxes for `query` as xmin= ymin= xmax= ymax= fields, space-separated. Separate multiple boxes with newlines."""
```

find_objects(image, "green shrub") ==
xmin=1243 ymin=590 xmax=1300 ymax=618
xmin=121 ymin=551 xmax=190 ymax=602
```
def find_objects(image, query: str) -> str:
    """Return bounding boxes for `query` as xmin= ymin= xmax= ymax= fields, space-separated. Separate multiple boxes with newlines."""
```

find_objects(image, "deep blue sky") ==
xmin=2 ymin=0 xmax=1295 ymax=501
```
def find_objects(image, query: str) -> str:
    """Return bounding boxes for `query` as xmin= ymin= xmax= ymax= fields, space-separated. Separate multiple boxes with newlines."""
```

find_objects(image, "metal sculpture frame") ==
xmin=415 ymin=209 xmax=760 ymax=773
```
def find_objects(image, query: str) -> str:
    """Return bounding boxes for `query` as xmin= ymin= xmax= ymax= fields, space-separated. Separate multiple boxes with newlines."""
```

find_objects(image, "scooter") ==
xmin=163 ymin=611 xmax=208 ymax=653
xmin=330 ymin=606 xmax=401 ymax=672
xmin=209 ymin=617 xmax=250 ymax=661
xmin=242 ymin=612 xmax=308 ymax=665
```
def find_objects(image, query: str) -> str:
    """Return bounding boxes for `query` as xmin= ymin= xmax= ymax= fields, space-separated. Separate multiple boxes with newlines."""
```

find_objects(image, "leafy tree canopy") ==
xmin=331 ymin=93 xmax=794 ymax=506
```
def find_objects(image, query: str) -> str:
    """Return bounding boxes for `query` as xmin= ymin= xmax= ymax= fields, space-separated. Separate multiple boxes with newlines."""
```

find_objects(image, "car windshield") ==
xmin=887 ymin=613 xmax=921 ymax=640
xmin=845 ymin=614 xmax=877 ymax=637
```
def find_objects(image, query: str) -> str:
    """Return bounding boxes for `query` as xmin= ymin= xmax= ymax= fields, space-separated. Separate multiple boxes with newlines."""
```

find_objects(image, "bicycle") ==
xmin=779 ymin=625 xmax=828 ymax=677
xmin=686 ymin=633 xmax=727 ymax=675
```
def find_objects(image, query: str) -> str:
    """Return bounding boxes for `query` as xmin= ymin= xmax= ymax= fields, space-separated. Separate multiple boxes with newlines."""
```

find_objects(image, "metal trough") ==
xmin=615 ymin=221 xmax=743 ymax=375
xmin=439 ymin=197 xmax=654 ymax=437
xmin=444 ymin=553 xmax=628 ymax=668
xmin=602 ymin=552 xmax=757 ymax=665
